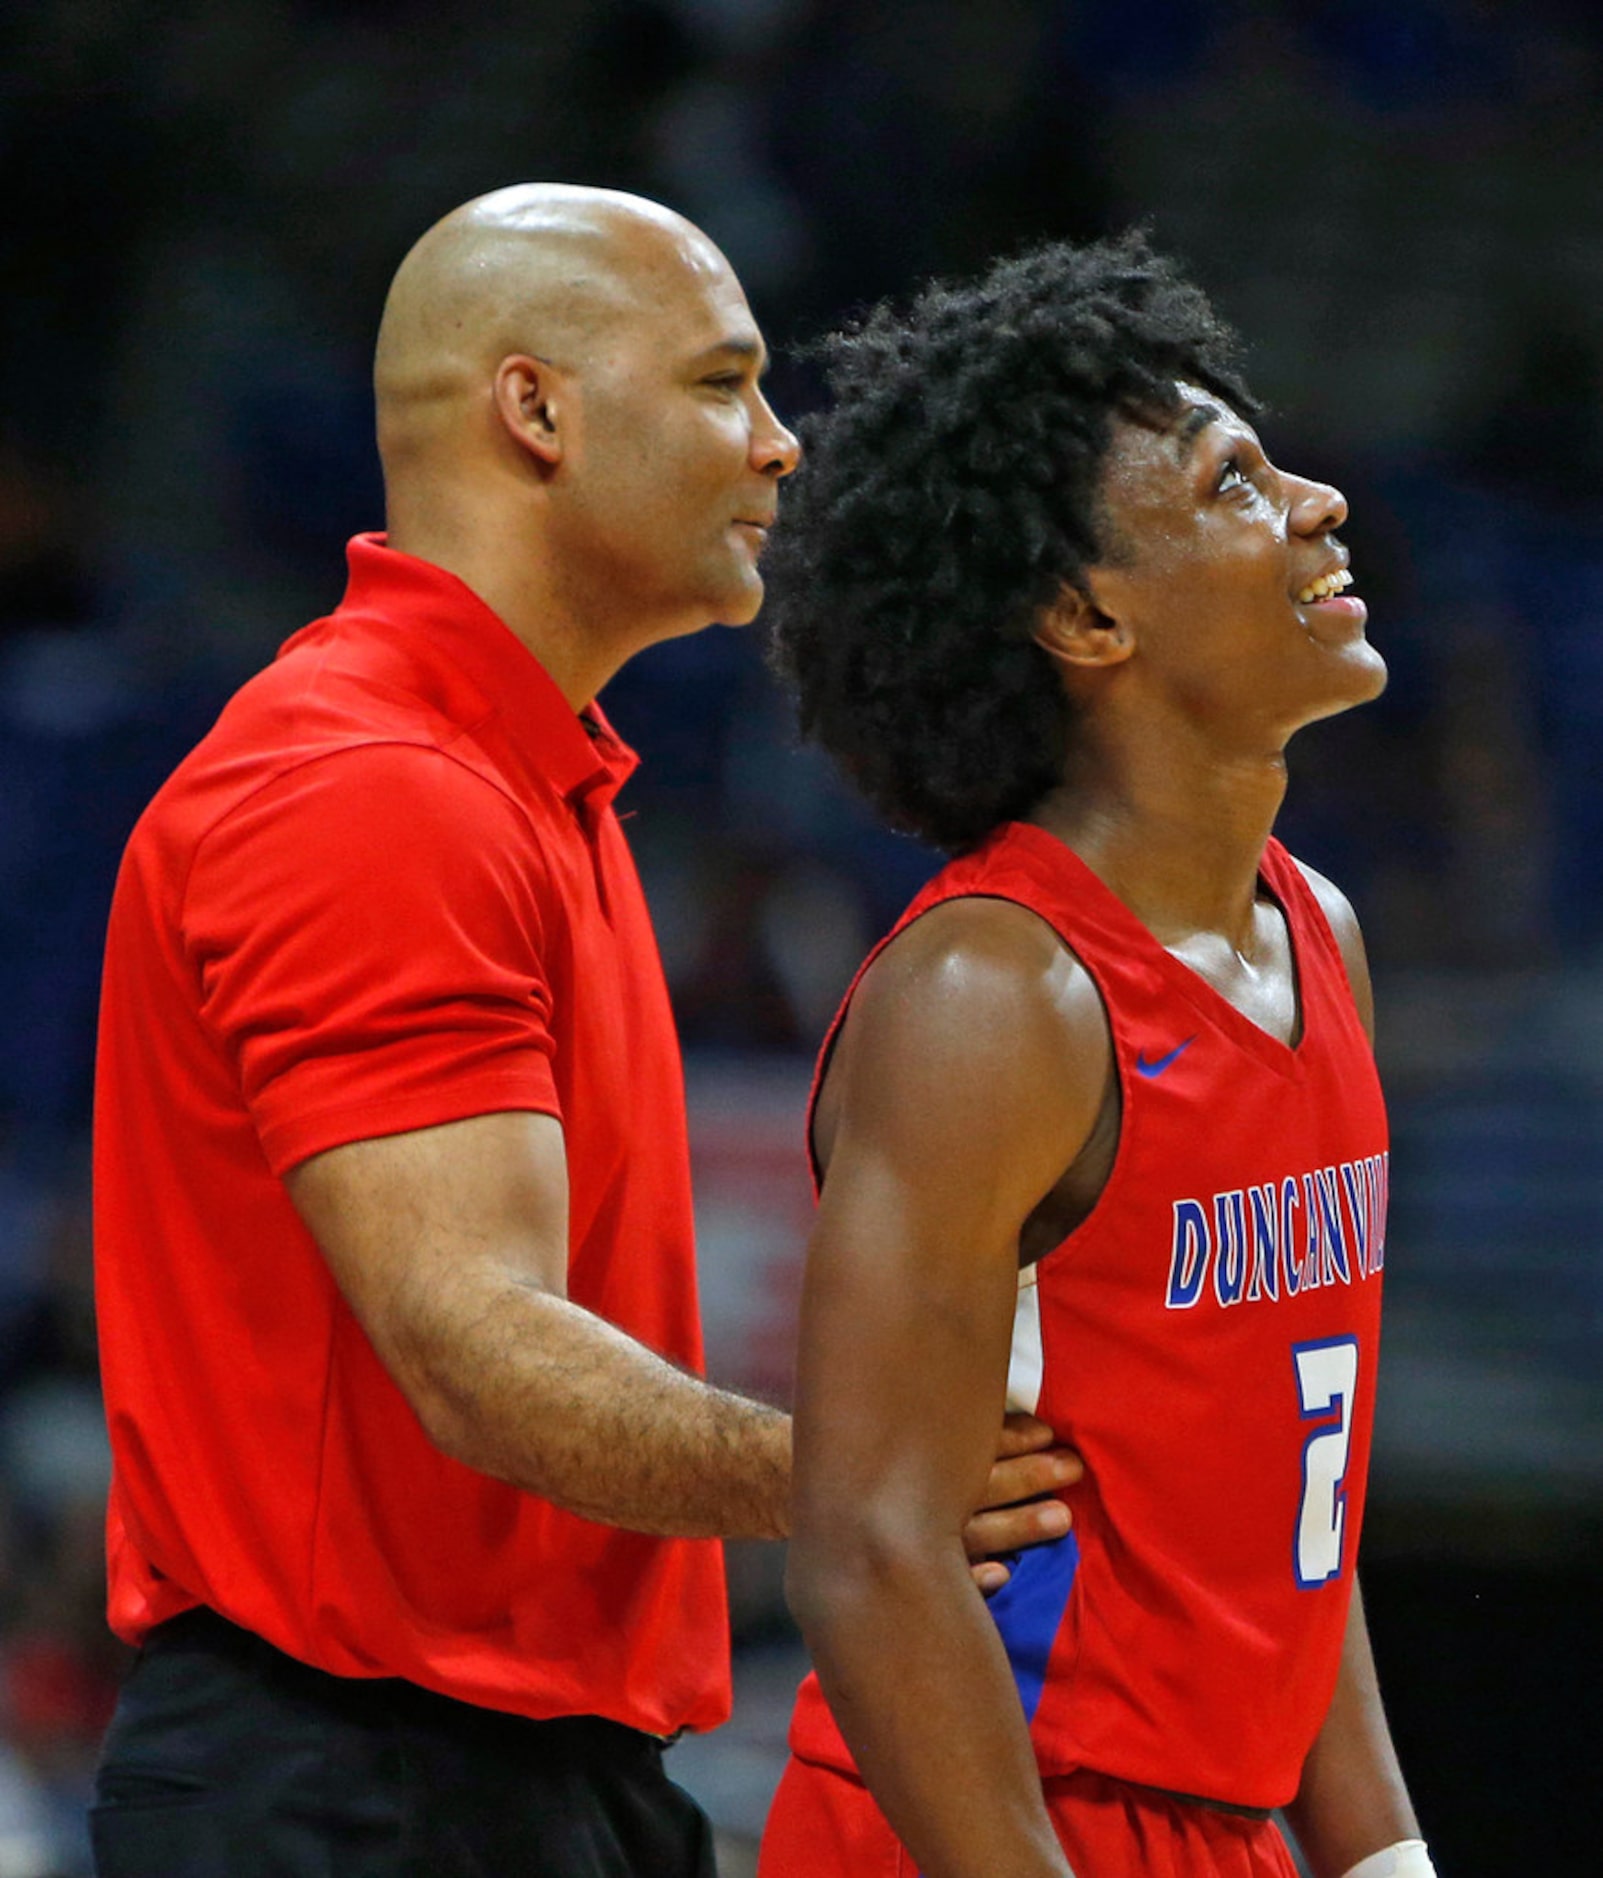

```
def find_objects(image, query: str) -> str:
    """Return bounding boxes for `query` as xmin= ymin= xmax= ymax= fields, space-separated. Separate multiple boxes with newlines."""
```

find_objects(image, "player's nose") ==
xmin=1287 ymin=472 xmax=1347 ymax=536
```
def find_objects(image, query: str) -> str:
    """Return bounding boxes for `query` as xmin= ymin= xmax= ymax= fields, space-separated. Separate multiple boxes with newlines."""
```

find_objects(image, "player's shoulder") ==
xmin=852 ymin=890 xmax=1109 ymax=1063
xmin=1285 ymin=852 xmax=1374 ymax=1035
xmin=822 ymin=890 xmax=1112 ymax=1164
xmin=1285 ymin=853 xmax=1363 ymax=951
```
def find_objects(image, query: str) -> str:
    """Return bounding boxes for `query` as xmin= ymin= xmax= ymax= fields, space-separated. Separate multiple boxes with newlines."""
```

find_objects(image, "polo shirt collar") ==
xmin=335 ymin=533 xmax=638 ymax=812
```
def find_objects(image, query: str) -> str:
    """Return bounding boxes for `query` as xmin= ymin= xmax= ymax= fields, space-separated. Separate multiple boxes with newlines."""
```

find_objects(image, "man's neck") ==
xmin=1031 ymin=729 xmax=1291 ymax=950
xmin=385 ymin=518 xmax=627 ymax=712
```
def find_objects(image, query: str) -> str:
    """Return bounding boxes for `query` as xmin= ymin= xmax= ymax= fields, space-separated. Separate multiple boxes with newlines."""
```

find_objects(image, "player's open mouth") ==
xmin=1296 ymin=569 xmax=1353 ymax=605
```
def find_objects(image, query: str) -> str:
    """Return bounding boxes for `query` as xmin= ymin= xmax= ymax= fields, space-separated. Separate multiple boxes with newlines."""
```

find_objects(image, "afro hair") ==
xmin=764 ymin=229 xmax=1259 ymax=853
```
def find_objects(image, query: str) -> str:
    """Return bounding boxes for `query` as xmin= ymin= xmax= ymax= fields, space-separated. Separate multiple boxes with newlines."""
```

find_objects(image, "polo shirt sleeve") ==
xmin=184 ymin=742 xmax=562 ymax=1175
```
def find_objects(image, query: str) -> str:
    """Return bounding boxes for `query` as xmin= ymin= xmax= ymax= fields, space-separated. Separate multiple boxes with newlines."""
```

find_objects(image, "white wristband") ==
xmin=1338 ymin=1842 xmax=1437 ymax=1878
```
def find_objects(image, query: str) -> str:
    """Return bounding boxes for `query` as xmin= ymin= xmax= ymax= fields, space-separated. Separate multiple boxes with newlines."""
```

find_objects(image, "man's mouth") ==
xmin=1296 ymin=568 xmax=1354 ymax=605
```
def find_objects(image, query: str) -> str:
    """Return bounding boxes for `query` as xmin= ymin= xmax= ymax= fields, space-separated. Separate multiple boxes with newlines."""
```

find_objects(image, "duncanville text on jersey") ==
xmin=1165 ymin=1152 xmax=1389 ymax=1312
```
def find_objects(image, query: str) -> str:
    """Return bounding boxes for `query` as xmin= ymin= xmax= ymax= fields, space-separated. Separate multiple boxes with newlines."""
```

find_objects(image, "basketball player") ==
xmin=757 ymin=233 xmax=1436 ymax=1878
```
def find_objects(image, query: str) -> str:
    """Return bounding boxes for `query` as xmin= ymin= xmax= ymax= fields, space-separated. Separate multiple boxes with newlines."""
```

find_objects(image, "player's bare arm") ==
xmin=1282 ymin=873 xmax=1426 ymax=1876
xmin=1285 ymin=1584 xmax=1423 ymax=1877
xmin=288 ymin=1112 xmax=1079 ymax=1554
xmin=785 ymin=896 xmax=1111 ymax=1878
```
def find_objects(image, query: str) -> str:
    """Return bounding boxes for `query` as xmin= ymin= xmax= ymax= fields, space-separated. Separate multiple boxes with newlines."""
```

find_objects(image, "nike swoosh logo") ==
xmin=1135 ymin=1036 xmax=1197 ymax=1078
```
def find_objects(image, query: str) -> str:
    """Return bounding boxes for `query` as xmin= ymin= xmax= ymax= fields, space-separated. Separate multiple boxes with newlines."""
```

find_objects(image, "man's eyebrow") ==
xmin=695 ymin=335 xmax=770 ymax=376
xmin=1173 ymin=402 xmax=1224 ymax=456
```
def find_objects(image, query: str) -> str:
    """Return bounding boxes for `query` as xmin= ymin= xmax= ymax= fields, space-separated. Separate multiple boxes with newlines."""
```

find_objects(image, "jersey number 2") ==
xmin=1292 ymin=1337 xmax=1359 ymax=1589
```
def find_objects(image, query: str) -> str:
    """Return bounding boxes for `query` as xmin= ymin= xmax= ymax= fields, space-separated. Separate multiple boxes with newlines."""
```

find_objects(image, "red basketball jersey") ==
xmin=789 ymin=823 xmax=1388 ymax=1810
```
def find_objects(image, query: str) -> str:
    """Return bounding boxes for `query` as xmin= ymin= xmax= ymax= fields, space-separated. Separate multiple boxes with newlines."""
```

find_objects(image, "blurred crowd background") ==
xmin=2 ymin=0 xmax=1601 ymax=1871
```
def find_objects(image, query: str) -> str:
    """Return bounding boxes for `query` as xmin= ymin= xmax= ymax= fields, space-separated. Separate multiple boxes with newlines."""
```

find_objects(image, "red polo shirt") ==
xmin=93 ymin=534 xmax=731 ymax=1735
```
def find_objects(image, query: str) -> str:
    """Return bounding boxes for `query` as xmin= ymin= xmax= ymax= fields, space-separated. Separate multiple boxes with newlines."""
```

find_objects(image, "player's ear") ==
xmin=494 ymin=354 xmax=567 ymax=469
xmin=1033 ymin=578 xmax=1133 ymax=671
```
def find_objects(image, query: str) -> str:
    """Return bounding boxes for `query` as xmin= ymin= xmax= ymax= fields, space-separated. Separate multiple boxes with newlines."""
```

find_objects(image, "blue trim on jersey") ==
xmin=984 ymin=1530 xmax=1080 ymax=1724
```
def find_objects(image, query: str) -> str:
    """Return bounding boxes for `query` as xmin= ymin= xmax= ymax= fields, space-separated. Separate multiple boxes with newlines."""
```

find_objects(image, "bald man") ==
xmin=89 ymin=186 xmax=1076 ymax=1877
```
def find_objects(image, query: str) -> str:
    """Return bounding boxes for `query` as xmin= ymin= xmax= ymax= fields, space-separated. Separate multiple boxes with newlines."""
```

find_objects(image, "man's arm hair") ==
xmin=210 ymin=744 xmax=1074 ymax=1551
xmin=287 ymin=1110 xmax=792 ymax=1540
xmin=287 ymin=1108 xmax=1080 ymax=1553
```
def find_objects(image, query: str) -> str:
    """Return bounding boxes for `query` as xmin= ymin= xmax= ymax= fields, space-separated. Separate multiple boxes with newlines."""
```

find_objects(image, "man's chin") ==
xmin=711 ymin=575 xmax=766 ymax=629
xmin=656 ymin=580 xmax=764 ymax=643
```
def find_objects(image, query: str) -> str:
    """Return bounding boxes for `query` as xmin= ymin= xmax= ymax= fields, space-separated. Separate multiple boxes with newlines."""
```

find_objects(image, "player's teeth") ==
xmin=1297 ymin=570 xmax=1351 ymax=604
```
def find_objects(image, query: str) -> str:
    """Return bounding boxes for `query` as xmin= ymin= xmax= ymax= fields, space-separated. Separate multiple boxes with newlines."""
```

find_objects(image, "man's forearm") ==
xmin=286 ymin=1115 xmax=788 ymax=1541
xmin=412 ymin=1274 xmax=791 ymax=1540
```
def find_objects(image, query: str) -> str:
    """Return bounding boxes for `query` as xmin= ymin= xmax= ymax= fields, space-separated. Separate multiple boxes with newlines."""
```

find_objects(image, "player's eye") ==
xmin=1218 ymin=454 xmax=1250 ymax=493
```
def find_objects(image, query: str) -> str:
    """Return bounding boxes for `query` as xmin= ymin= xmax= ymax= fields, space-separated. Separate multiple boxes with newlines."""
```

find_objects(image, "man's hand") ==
xmin=964 ymin=1413 xmax=1082 ymax=1592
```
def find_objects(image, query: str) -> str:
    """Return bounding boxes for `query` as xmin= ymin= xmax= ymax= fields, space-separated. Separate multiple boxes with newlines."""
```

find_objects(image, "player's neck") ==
xmin=1032 ymin=735 xmax=1290 ymax=948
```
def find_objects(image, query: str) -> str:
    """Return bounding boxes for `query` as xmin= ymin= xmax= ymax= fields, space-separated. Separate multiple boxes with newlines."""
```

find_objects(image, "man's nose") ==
xmin=1289 ymin=473 xmax=1347 ymax=534
xmin=756 ymin=397 xmax=801 ymax=478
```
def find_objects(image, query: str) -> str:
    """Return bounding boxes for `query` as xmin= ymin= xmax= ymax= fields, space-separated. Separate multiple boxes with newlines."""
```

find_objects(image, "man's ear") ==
xmin=493 ymin=354 xmax=566 ymax=469
xmin=1033 ymin=578 xmax=1134 ymax=670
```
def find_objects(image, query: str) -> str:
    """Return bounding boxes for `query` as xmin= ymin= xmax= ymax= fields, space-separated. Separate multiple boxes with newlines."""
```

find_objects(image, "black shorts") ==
xmin=91 ymin=1607 xmax=718 ymax=1877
